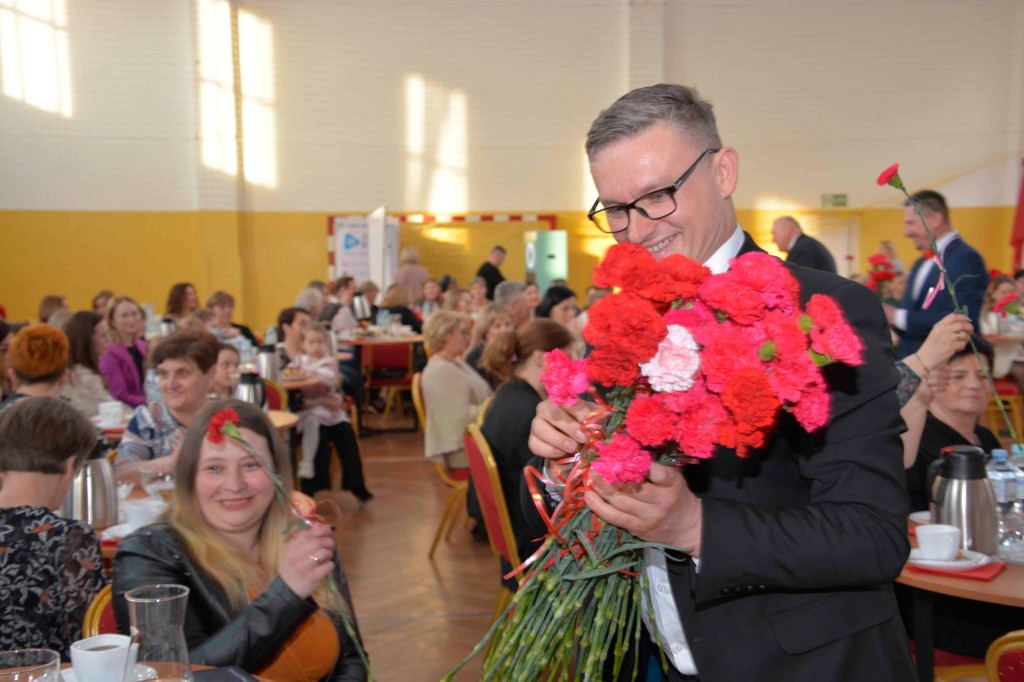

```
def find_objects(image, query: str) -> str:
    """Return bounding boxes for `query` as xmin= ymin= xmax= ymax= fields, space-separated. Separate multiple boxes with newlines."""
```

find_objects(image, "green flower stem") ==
xmin=899 ymin=192 xmax=1022 ymax=449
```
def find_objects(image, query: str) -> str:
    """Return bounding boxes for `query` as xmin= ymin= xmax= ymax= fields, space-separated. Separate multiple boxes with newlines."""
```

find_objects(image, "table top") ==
xmin=341 ymin=334 xmax=423 ymax=346
xmin=896 ymin=528 xmax=1024 ymax=608
xmin=102 ymin=428 xmax=125 ymax=444
xmin=280 ymin=374 xmax=322 ymax=391
xmin=267 ymin=409 xmax=298 ymax=432
xmin=983 ymin=334 xmax=1024 ymax=345
xmin=61 ymin=662 xmax=275 ymax=681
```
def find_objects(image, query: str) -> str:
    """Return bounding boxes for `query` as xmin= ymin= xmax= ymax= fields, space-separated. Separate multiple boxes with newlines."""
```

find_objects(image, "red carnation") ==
xmin=993 ymin=292 xmax=1019 ymax=318
xmin=624 ymin=394 xmax=677 ymax=447
xmin=583 ymin=293 xmax=667 ymax=363
xmin=867 ymin=253 xmax=894 ymax=268
xmin=721 ymin=368 xmax=780 ymax=457
xmin=592 ymin=243 xmax=653 ymax=290
xmin=587 ymin=346 xmax=642 ymax=387
xmin=700 ymin=322 xmax=764 ymax=393
xmin=870 ymin=270 xmax=896 ymax=283
xmin=876 ymin=163 xmax=902 ymax=188
xmin=664 ymin=300 xmax=717 ymax=346
xmin=791 ymin=374 xmax=831 ymax=431
xmin=591 ymin=433 xmax=652 ymax=485
xmin=729 ymin=252 xmax=800 ymax=315
xmin=656 ymin=255 xmax=710 ymax=301
xmin=207 ymin=407 xmax=240 ymax=444
xmin=699 ymin=274 xmax=767 ymax=325
xmin=672 ymin=386 xmax=729 ymax=460
xmin=805 ymin=294 xmax=865 ymax=366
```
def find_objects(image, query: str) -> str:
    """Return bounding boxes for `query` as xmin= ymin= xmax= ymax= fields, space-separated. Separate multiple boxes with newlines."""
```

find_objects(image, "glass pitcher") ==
xmin=124 ymin=584 xmax=193 ymax=681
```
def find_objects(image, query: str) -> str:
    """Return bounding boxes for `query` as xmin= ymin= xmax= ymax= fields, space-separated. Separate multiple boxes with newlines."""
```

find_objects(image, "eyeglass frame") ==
xmin=587 ymin=147 xmax=722 ymax=234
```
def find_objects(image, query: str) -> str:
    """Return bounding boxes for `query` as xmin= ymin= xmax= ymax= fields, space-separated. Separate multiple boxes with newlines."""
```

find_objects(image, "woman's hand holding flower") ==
xmin=280 ymin=523 xmax=336 ymax=599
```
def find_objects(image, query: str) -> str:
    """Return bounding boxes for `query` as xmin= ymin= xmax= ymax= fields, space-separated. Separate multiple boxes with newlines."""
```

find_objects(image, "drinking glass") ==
xmin=124 ymin=585 xmax=192 ymax=681
xmin=0 ymin=649 xmax=60 ymax=681
xmin=138 ymin=462 xmax=174 ymax=502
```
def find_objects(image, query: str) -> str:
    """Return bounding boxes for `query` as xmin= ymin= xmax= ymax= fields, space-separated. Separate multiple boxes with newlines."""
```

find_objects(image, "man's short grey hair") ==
xmin=294 ymin=287 xmax=323 ymax=311
xmin=494 ymin=281 xmax=527 ymax=306
xmin=586 ymin=84 xmax=722 ymax=160
xmin=400 ymin=246 xmax=420 ymax=264
xmin=776 ymin=215 xmax=802 ymax=232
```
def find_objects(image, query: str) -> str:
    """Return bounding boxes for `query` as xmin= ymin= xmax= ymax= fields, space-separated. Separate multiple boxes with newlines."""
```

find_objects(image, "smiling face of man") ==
xmin=589 ymin=121 xmax=738 ymax=265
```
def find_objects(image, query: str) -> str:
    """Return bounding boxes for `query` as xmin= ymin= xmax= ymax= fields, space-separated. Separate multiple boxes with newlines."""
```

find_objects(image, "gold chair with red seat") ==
xmin=264 ymin=379 xmax=289 ymax=411
xmin=82 ymin=584 xmax=117 ymax=638
xmin=935 ymin=629 xmax=1024 ymax=681
xmin=464 ymin=422 xmax=522 ymax=622
xmin=364 ymin=343 xmax=414 ymax=422
xmin=412 ymin=371 xmax=471 ymax=557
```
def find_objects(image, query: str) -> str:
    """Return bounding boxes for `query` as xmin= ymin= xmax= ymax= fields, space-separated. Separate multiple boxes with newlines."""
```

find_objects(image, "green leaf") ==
xmin=798 ymin=314 xmax=812 ymax=333
xmin=758 ymin=341 xmax=776 ymax=362
xmin=809 ymin=349 xmax=831 ymax=367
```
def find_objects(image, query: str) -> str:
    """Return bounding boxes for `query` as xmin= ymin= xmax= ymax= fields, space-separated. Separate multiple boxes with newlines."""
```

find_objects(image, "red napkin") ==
xmin=906 ymin=561 xmax=1007 ymax=581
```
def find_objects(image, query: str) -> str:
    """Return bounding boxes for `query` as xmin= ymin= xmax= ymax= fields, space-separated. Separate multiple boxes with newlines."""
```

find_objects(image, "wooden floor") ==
xmin=312 ymin=415 xmax=496 ymax=681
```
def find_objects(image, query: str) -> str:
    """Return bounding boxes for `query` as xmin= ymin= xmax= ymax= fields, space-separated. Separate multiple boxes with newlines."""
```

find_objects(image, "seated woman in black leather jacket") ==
xmin=112 ymin=400 xmax=367 ymax=682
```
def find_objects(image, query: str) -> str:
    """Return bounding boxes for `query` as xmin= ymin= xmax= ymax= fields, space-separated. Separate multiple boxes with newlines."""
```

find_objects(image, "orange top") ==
xmin=254 ymin=607 xmax=339 ymax=681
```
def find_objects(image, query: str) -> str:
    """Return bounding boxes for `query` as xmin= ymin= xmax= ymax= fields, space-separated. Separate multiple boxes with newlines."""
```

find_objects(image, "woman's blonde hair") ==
xmin=442 ymin=288 xmax=469 ymax=312
xmin=470 ymin=303 xmax=511 ymax=349
xmin=106 ymin=296 xmax=142 ymax=333
xmin=171 ymin=400 xmax=345 ymax=616
xmin=380 ymin=284 xmax=413 ymax=308
xmin=423 ymin=310 xmax=468 ymax=354
xmin=300 ymin=321 xmax=330 ymax=342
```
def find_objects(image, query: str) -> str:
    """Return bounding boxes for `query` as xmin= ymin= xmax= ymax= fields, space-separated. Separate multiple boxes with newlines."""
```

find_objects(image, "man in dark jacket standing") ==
xmin=475 ymin=246 xmax=506 ymax=299
xmin=772 ymin=215 xmax=837 ymax=273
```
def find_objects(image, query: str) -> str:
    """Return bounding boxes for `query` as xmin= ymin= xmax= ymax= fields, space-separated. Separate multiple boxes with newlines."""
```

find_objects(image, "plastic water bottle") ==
xmin=376 ymin=310 xmax=391 ymax=328
xmin=1011 ymin=444 xmax=1024 ymax=515
xmin=987 ymin=449 xmax=1017 ymax=512
xmin=264 ymin=325 xmax=278 ymax=346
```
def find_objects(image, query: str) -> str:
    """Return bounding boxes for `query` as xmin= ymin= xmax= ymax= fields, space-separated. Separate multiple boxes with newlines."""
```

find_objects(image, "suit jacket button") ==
xmin=746 ymin=585 xmax=757 ymax=592
xmin=720 ymin=587 xmax=732 ymax=595
xmin=758 ymin=585 xmax=767 ymax=591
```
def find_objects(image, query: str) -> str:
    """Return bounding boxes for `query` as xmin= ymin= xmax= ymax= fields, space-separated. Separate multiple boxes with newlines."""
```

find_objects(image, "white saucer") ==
xmin=62 ymin=664 xmax=156 ymax=681
xmin=907 ymin=548 xmax=991 ymax=571
xmin=908 ymin=511 xmax=932 ymax=524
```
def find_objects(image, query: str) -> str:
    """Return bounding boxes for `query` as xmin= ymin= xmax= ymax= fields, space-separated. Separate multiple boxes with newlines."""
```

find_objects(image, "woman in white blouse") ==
xmin=61 ymin=311 xmax=126 ymax=418
xmin=420 ymin=311 xmax=492 ymax=469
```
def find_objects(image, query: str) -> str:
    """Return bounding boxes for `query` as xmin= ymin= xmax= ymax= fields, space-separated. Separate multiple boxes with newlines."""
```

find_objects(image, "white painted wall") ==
xmin=0 ymin=0 xmax=1020 ymax=212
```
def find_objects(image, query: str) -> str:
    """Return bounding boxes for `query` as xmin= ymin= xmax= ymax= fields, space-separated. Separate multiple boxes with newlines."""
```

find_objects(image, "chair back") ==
xmin=475 ymin=396 xmax=493 ymax=428
xmin=366 ymin=343 xmax=413 ymax=374
xmin=464 ymin=423 xmax=521 ymax=569
xmin=82 ymin=584 xmax=117 ymax=637
xmin=412 ymin=372 xmax=427 ymax=432
xmin=264 ymin=379 xmax=288 ymax=411
xmin=989 ymin=629 xmax=1024 ymax=681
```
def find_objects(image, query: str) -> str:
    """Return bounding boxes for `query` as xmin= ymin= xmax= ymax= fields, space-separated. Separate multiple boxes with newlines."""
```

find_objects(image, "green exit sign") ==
xmin=822 ymin=193 xmax=848 ymax=208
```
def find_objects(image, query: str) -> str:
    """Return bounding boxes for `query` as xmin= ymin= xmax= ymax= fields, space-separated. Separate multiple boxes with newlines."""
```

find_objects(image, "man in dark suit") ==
xmin=526 ymin=84 xmax=915 ymax=681
xmin=476 ymin=246 xmax=506 ymax=299
xmin=882 ymin=190 xmax=987 ymax=360
xmin=772 ymin=215 xmax=837 ymax=273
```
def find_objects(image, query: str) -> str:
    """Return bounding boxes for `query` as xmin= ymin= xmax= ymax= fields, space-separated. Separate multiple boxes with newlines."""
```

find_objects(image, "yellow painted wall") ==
xmin=1 ymin=207 xmax=1015 ymax=334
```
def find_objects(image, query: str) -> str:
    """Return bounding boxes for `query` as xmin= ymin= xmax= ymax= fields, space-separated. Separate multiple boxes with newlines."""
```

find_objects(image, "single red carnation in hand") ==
xmin=624 ymin=394 xmax=677 ymax=447
xmin=583 ymin=293 xmax=667 ymax=363
xmin=591 ymin=433 xmax=652 ymax=485
xmin=208 ymin=407 xmax=240 ymax=444
xmin=592 ymin=243 xmax=654 ymax=290
xmin=805 ymin=294 xmax=865 ymax=366
xmin=870 ymin=270 xmax=896 ymax=284
xmin=877 ymin=163 xmax=901 ymax=187
xmin=993 ymin=292 xmax=1019 ymax=318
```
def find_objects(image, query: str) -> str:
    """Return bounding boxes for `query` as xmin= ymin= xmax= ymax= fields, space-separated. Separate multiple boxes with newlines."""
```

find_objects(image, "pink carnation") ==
xmin=790 ymin=373 xmax=831 ymax=432
xmin=540 ymin=348 xmax=589 ymax=407
xmin=591 ymin=433 xmax=652 ymax=484
xmin=728 ymin=251 xmax=800 ymax=316
xmin=805 ymin=294 xmax=865 ymax=366
xmin=639 ymin=325 xmax=701 ymax=393
xmin=664 ymin=300 xmax=717 ymax=346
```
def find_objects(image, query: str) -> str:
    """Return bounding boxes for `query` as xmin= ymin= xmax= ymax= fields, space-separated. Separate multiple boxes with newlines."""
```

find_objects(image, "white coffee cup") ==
xmin=99 ymin=401 xmax=123 ymax=428
xmin=71 ymin=634 xmax=132 ymax=682
xmin=916 ymin=523 xmax=962 ymax=561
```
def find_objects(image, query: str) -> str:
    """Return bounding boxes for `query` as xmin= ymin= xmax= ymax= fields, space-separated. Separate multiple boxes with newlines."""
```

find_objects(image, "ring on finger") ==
xmin=309 ymin=553 xmax=322 ymax=566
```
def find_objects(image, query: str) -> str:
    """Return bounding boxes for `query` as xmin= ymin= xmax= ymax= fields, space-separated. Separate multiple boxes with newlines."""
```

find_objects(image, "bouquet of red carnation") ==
xmin=866 ymin=252 xmax=898 ymax=298
xmin=446 ymin=243 xmax=865 ymax=681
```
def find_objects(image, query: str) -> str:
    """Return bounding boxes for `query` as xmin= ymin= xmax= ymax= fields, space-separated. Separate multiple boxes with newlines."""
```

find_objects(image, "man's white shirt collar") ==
xmin=704 ymin=224 xmax=746 ymax=274
xmin=928 ymin=230 xmax=959 ymax=256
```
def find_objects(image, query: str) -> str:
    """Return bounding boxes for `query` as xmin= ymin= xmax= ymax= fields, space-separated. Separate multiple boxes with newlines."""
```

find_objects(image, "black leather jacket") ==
xmin=112 ymin=524 xmax=367 ymax=682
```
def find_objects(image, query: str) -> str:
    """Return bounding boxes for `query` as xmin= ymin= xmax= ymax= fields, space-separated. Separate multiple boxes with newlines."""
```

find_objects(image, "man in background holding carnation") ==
xmin=882 ymin=189 xmax=988 ymax=360
xmin=771 ymin=215 xmax=837 ymax=274
xmin=527 ymin=84 xmax=915 ymax=681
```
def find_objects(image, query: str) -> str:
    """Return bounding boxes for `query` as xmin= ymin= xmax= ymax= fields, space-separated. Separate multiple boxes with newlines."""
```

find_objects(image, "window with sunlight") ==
xmin=404 ymin=73 xmax=468 ymax=213
xmin=0 ymin=0 xmax=72 ymax=117
xmin=197 ymin=0 xmax=277 ymax=188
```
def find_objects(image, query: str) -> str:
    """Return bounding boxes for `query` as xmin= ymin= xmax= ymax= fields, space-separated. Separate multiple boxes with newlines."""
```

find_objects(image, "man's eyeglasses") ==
xmin=587 ymin=148 xmax=721 ymax=234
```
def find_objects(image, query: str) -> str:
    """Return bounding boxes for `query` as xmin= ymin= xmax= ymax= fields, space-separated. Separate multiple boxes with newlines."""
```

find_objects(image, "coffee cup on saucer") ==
xmin=70 ymin=634 xmax=133 ymax=682
xmin=916 ymin=524 xmax=962 ymax=561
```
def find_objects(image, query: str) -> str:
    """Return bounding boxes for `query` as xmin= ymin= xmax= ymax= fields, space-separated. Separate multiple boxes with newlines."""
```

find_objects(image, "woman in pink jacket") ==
xmin=98 ymin=296 xmax=148 ymax=407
